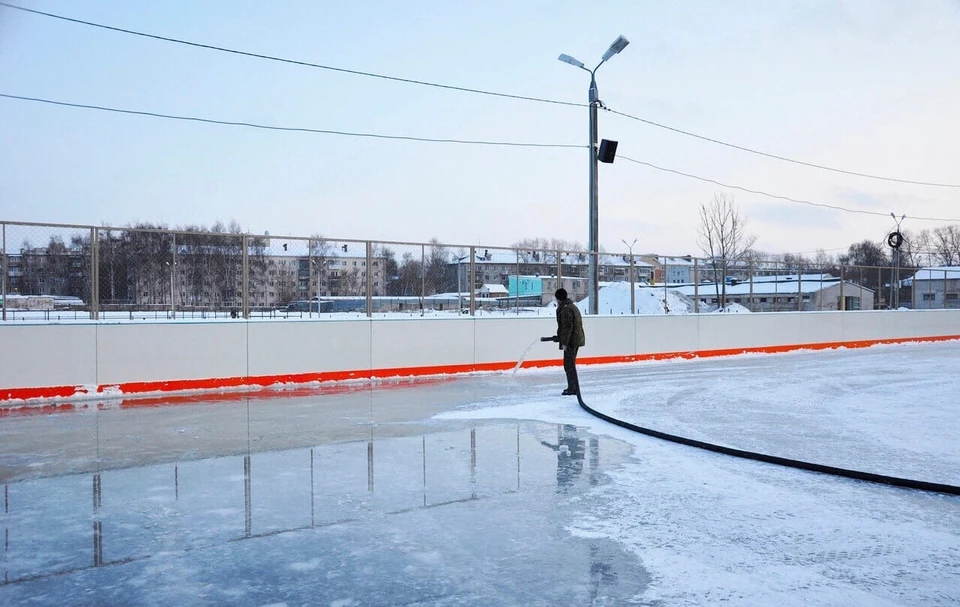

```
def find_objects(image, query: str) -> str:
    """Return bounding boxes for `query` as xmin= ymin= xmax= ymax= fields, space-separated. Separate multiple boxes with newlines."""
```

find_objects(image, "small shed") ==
xmin=478 ymin=284 xmax=509 ymax=298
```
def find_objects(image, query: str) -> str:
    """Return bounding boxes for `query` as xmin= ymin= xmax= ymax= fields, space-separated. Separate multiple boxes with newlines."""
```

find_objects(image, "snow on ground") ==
xmin=436 ymin=341 xmax=960 ymax=605
xmin=713 ymin=302 xmax=751 ymax=313
xmin=575 ymin=281 xmax=694 ymax=315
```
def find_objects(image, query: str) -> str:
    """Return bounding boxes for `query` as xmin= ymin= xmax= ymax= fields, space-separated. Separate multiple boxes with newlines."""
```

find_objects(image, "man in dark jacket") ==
xmin=555 ymin=288 xmax=585 ymax=396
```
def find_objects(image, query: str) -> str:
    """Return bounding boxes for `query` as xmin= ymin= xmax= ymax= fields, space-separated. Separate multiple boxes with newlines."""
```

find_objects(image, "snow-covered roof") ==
xmin=749 ymin=273 xmax=833 ymax=283
xmin=909 ymin=267 xmax=960 ymax=281
xmin=481 ymin=283 xmax=509 ymax=294
xmin=673 ymin=277 xmax=873 ymax=296
xmin=598 ymin=255 xmax=654 ymax=268
xmin=656 ymin=256 xmax=696 ymax=266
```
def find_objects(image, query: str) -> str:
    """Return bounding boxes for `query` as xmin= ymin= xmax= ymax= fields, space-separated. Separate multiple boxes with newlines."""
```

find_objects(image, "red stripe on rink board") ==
xmin=3 ymin=334 xmax=960 ymax=409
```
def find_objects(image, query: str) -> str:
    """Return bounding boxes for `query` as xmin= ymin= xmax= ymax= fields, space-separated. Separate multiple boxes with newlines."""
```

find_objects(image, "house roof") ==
xmin=482 ymin=283 xmax=509 ymax=294
xmin=643 ymin=256 xmax=696 ymax=267
xmin=673 ymin=276 xmax=874 ymax=296
xmin=909 ymin=267 xmax=960 ymax=281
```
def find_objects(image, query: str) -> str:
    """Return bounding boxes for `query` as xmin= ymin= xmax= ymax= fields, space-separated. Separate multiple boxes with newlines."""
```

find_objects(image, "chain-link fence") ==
xmin=1 ymin=220 xmax=954 ymax=321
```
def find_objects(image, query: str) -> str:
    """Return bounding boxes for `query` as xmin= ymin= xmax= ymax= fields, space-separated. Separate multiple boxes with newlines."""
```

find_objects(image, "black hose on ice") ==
xmin=576 ymin=393 xmax=960 ymax=496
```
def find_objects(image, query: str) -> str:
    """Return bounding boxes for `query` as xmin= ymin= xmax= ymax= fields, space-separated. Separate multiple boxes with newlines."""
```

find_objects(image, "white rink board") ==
xmin=2 ymin=309 xmax=960 ymax=399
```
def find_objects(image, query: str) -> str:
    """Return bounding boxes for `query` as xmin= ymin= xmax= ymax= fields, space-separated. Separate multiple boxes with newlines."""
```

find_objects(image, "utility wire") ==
xmin=618 ymin=155 xmax=960 ymax=223
xmin=0 ymin=93 xmax=584 ymax=149
xmin=0 ymin=2 xmax=583 ymax=109
xmin=607 ymin=108 xmax=960 ymax=189
xmin=5 ymin=1 xmax=959 ymax=190
xmin=4 ymin=91 xmax=958 ymax=224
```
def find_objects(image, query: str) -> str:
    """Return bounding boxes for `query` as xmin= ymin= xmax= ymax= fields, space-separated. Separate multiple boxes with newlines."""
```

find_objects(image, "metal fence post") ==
xmin=773 ymin=261 xmax=780 ymax=311
xmin=307 ymin=240 xmax=313 ymax=319
xmin=747 ymin=260 xmax=753 ymax=312
xmin=242 ymin=234 xmax=250 ymax=319
xmin=171 ymin=232 xmax=177 ymax=320
xmin=469 ymin=246 xmax=476 ymax=315
xmin=877 ymin=266 xmax=883 ymax=308
xmin=90 ymin=227 xmax=99 ymax=320
xmin=797 ymin=262 xmax=803 ymax=312
xmin=515 ymin=248 xmax=520 ymax=315
xmin=944 ymin=269 xmax=948 ymax=310
xmin=556 ymin=249 xmax=562 ymax=298
xmin=694 ymin=257 xmax=700 ymax=313
xmin=662 ymin=256 xmax=668 ymax=314
xmin=365 ymin=241 xmax=373 ymax=318
xmin=818 ymin=269 xmax=823 ymax=311
xmin=2 ymin=223 xmax=6 ymax=321
xmin=420 ymin=244 xmax=425 ymax=316
xmin=839 ymin=266 xmax=845 ymax=310
xmin=911 ymin=265 xmax=917 ymax=309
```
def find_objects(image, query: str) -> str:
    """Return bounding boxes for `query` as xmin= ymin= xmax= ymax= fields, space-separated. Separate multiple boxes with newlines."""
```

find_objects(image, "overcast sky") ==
xmin=2 ymin=0 xmax=958 ymax=258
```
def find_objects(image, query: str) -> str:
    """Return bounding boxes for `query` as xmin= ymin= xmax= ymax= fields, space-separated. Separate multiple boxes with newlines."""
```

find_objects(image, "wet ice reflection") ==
xmin=1 ymin=400 xmax=646 ymax=604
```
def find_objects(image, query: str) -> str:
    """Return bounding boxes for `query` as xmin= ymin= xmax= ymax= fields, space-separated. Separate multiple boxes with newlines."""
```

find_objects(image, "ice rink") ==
xmin=2 ymin=340 xmax=959 ymax=605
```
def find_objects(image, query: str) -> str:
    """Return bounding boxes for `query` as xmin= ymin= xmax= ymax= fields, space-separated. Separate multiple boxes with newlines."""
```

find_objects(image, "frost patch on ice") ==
xmin=288 ymin=558 xmax=324 ymax=572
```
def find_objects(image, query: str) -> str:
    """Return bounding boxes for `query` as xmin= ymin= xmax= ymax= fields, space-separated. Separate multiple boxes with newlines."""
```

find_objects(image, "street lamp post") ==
xmin=622 ymin=238 xmax=637 ymax=314
xmin=559 ymin=35 xmax=629 ymax=315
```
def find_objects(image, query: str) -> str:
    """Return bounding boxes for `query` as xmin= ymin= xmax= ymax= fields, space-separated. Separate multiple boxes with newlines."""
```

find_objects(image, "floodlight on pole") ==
xmin=558 ymin=34 xmax=630 ymax=315
xmin=601 ymin=36 xmax=630 ymax=62
xmin=557 ymin=54 xmax=585 ymax=69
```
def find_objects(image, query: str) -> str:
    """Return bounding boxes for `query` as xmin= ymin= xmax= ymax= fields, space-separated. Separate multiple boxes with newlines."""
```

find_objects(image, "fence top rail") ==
xmin=1 ymin=220 xmax=97 ymax=231
xmin=0 ymin=220 xmax=942 ymax=271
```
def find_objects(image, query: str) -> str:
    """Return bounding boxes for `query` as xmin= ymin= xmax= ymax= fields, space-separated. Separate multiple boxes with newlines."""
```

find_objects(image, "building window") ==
xmin=946 ymin=293 xmax=959 ymax=301
xmin=922 ymin=293 xmax=936 ymax=301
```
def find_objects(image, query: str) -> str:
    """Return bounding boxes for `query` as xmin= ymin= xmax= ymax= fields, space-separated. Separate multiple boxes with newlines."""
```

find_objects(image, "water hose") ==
xmin=576 ymin=392 xmax=960 ymax=496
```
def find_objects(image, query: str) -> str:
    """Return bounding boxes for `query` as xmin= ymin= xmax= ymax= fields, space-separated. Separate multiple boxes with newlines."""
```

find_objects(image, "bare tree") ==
xmin=395 ymin=251 xmax=423 ymax=297
xmin=696 ymin=193 xmax=758 ymax=309
xmin=307 ymin=234 xmax=332 ymax=297
xmin=812 ymin=249 xmax=840 ymax=277
xmin=98 ymin=228 xmax=130 ymax=304
xmin=931 ymin=225 xmax=960 ymax=266
xmin=424 ymin=238 xmax=450 ymax=295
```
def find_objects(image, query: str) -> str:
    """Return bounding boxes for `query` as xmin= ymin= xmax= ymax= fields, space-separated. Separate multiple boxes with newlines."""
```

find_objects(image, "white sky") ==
xmin=2 ymin=1 xmax=959 ymax=258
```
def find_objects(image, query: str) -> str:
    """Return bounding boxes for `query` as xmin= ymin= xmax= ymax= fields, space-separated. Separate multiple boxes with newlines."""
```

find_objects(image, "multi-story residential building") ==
xmin=174 ymin=250 xmax=388 ymax=310
xmin=639 ymin=255 xmax=695 ymax=284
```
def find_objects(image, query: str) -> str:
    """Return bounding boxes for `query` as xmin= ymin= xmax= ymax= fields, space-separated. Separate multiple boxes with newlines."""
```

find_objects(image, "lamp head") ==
xmin=558 ymin=54 xmax=585 ymax=69
xmin=601 ymin=35 xmax=630 ymax=62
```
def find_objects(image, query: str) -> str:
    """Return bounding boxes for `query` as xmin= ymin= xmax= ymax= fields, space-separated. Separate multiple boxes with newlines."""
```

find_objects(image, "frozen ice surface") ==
xmin=2 ymin=340 xmax=960 ymax=605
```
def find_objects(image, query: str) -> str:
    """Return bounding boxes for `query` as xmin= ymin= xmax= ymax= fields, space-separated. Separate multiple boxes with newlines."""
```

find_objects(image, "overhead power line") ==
xmin=4 ymin=91 xmax=959 ymax=225
xmin=618 ymin=155 xmax=960 ymax=223
xmin=0 ymin=2 xmax=582 ymax=109
xmin=5 ymin=1 xmax=958 ymax=190
xmin=0 ymin=93 xmax=583 ymax=149
xmin=606 ymin=108 xmax=960 ymax=189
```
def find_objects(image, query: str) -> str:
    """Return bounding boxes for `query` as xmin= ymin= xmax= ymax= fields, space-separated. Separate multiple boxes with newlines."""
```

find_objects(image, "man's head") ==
xmin=555 ymin=288 xmax=568 ymax=301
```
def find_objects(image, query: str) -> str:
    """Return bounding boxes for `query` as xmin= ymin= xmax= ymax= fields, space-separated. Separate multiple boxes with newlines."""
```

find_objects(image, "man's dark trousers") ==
xmin=563 ymin=346 xmax=580 ymax=393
